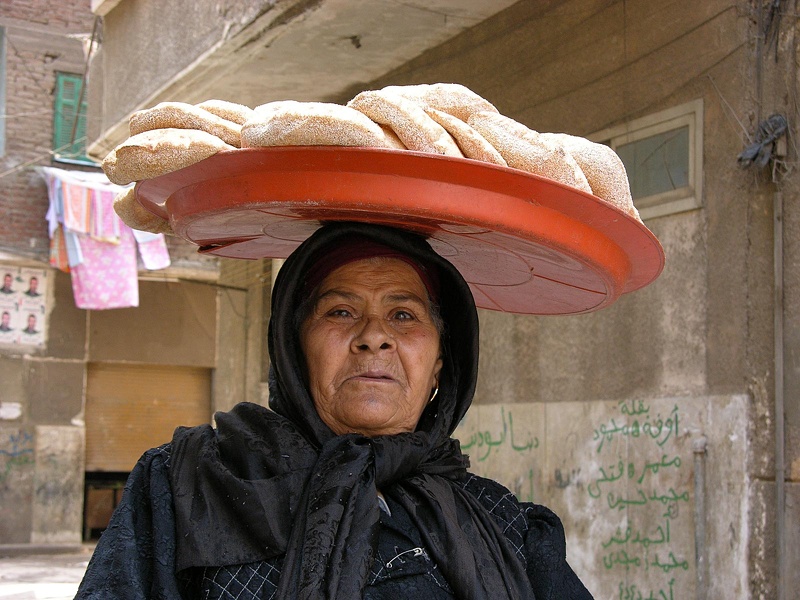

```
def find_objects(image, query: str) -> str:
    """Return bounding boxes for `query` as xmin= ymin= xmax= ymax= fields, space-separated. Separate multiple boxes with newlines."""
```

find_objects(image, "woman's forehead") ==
xmin=317 ymin=257 xmax=429 ymax=299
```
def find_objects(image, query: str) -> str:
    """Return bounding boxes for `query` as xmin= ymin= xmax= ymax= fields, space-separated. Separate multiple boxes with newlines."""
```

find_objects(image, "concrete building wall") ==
xmin=0 ymin=1 xmax=93 ymax=546
xmin=0 ymin=270 xmax=222 ymax=544
xmin=0 ymin=2 xmax=241 ymax=546
xmin=346 ymin=0 xmax=797 ymax=597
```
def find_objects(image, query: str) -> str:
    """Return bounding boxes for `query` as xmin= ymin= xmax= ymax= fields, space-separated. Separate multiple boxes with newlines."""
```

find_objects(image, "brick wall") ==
xmin=0 ymin=2 xmax=95 ymax=260
xmin=0 ymin=1 xmax=96 ymax=32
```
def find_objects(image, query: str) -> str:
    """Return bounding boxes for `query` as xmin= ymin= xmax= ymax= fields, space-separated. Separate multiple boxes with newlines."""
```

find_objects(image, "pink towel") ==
xmin=62 ymin=181 xmax=91 ymax=234
xmin=91 ymin=190 xmax=123 ymax=242
xmin=70 ymin=227 xmax=139 ymax=309
xmin=132 ymin=230 xmax=171 ymax=270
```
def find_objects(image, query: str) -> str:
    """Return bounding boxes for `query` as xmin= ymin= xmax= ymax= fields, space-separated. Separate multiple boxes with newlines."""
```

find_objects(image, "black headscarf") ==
xmin=170 ymin=222 xmax=536 ymax=599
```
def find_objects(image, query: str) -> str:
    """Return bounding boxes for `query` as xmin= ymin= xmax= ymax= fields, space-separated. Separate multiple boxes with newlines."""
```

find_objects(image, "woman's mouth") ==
xmin=351 ymin=370 xmax=395 ymax=382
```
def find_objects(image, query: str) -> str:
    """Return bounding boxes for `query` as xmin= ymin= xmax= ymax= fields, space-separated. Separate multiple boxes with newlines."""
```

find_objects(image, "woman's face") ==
xmin=300 ymin=257 xmax=443 ymax=437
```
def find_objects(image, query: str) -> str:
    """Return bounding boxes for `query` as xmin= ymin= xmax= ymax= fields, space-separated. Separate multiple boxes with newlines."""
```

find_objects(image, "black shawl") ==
xmin=169 ymin=222 xmax=537 ymax=599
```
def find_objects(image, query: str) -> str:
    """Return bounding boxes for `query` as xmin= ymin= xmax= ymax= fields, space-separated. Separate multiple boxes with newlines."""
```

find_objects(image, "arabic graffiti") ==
xmin=593 ymin=403 xmax=679 ymax=453
xmin=605 ymin=549 xmax=686 ymax=582
xmin=512 ymin=467 xmax=536 ymax=503
xmin=586 ymin=400 xmax=692 ymax=598
xmin=455 ymin=398 xmax=694 ymax=598
xmin=0 ymin=430 xmax=35 ymax=482
xmin=619 ymin=578 xmax=676 ymax=600
xmin=587 ymin=455 xmax=682 ymax=499
xmin=460 ymin=406 xmax=539 ymax=462
xmin=601 ymin=520 xmax=671 ymax=549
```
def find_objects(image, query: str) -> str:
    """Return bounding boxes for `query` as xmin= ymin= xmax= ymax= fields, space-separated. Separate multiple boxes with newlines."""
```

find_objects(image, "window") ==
xmin=592 ymin=99 xmax=703 ymax=220
xmin=53 ymin=71 xmax=94 ymax=165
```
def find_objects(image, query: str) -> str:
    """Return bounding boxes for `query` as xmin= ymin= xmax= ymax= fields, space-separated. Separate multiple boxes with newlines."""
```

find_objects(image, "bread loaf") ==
xmin=425 ymin=108 xmax=506 ymax=166
xmin=469 ymin=112 xmax=591 ymax=192
xmin=347 ymin=90 xmax=463 ymax=157
xmin=196 ymin=99 xmax=255 ymax=125
xmin=540 ymin=132 xmax=637 ymax=217
xmin=113 ymin=187 xmax=173 ymax=235
xmin=242 ymin=101 xmax=396 ymax=148
xmin=103 ymin=128 xmax=235 ymax=185
xmin=130 ymin=102 xmax=242 ymax=148
xmin=381 ymin=83 xmax=499 ymax=121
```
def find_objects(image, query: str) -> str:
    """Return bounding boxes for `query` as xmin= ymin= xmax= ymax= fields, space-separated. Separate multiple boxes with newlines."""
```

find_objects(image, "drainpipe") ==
xmin=774 ymin=190 xmax=785 ymax=600
xmin=693 ymin=435 xmax=708 ymax=600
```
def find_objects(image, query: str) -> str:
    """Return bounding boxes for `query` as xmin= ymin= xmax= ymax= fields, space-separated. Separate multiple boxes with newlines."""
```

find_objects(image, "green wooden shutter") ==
xmin=53 ymin=72 xmax=89 ymax=161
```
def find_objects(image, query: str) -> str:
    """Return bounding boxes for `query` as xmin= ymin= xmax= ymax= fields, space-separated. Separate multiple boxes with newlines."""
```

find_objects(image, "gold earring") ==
xmin=429 ymin=386 xmax=439 ymax=403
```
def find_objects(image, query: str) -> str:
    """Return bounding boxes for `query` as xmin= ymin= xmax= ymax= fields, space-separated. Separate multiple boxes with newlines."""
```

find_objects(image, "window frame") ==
xmin=53 ymin=71 xmax=95 ymax=166
xmin=591 ymin=99 xmax=704 ymax=220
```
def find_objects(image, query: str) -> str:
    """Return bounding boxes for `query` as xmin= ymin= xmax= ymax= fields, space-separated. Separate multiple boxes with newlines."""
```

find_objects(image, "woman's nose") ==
xmin=352 ymin=315 xmax=394 ymax=352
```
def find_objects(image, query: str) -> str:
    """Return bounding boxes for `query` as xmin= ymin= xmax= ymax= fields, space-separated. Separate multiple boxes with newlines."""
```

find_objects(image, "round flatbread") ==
xmin=196 ymin=99 xmax=255 ymax=126
xmin=381 ymin=83 xmax=499 ymax=121
xmin=425 ymin=108 xmax=506 ymax=166
xmin=242 ymin=101 xmax=396 ymax=148
xmin=113 ymin=187 xmax=173 ymax=235
xmin=103 ymin=128 xmax=235 ymax=185
xmin=540 ymin=132 xmax=638 ymax=218
xmin=380 ymin=125 xmax=407 ymax=150
xmin=347 ymin=90 xmax=463 ymax=157
xmin=468 ymin=111 xmax=591 ymax=192
xmin=130 ymin=101 xmax=242 ymax=147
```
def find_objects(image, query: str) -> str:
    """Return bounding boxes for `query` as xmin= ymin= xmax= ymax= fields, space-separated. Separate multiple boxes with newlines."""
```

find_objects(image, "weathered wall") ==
xmin=88 ymin=280 xmax=216 ymax=367
xmin=0 ymin=270 xmax=220 ymax=544
xmin=348 ymin=0 xmax=795 ymax=597
xmin=455 ymin=394 xmax=749 ymax=599
xmin=0 ymin=0 xmax=232 ymax=546
xmin=214 ymin=258 xmax=272 ymax=414
xmin=0 ymin=271 xmax=83 ymax=544
xmin=86 ymin=0 xmax=522 ymax=157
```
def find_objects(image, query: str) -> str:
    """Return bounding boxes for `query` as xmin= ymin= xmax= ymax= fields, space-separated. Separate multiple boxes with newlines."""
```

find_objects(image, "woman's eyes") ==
xmin=322 ymin=307 xmax=419 ymax=322
xmin=391 ymin=309 xmax=416 ymax=321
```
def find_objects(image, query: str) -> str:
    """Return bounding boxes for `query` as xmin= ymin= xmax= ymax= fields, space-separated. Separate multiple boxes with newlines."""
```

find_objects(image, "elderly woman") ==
xmin=75 ymin=221 xmax=592 ymax=599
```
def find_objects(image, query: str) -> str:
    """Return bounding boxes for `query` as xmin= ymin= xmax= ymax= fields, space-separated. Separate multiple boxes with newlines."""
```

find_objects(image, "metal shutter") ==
xmin=85 ymin=362 xmax=212 ymax=472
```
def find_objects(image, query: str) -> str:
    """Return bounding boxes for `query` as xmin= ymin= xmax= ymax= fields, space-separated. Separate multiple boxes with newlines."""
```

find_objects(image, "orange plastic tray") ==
xmin=135 ymin=146 xmax=664 ymax=315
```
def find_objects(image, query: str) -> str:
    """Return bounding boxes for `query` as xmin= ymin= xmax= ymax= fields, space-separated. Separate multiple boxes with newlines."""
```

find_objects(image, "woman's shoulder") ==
xmin=458 ymin=473 xmax=593 ymax=598
xmin=457 ymin=473 xmax=524 ymax=516
xmin=456 ymin=472 xmax=568 ymax=557
xmin=458 ymin=473 xmax=565 ymax=527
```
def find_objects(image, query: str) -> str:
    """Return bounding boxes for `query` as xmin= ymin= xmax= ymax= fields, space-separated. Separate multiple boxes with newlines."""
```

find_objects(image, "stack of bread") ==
xmin=103 ymin=84 xmax=637 ymax=234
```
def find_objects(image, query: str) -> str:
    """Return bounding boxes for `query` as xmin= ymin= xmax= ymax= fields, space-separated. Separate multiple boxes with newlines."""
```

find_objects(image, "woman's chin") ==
xmin=331 ymin=401 xmax=417 ymax=437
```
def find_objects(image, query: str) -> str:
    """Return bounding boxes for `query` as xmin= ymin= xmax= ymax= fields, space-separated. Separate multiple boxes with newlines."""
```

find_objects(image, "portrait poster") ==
xmin=0 ymin=266 xmax=48 ymax=347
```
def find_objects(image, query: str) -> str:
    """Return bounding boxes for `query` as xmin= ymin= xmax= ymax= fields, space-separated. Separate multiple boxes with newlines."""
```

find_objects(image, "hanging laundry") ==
xmin=62 ymin=180 xmax=92 ymax=234
xmin=49 ymin=225 xmax=70 ymax=273
xmin=64 ymin=228 xmax=84 ymax=267
xmin=132 ymin=230 xmax=171 ymax=271
xmin=44 ymin=176 xmax=62 ymax=238
xmin=38 ymin=166 xmax=172 ymax=310
xmin=70 ymin=226 xmax=139 ymax=309
xmin=91 ymin=190 xmax=121 ymax=242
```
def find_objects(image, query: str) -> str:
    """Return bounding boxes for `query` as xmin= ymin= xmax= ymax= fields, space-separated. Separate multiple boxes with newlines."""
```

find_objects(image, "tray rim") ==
xmin=135 ymin=146 xmax=665 ymax=313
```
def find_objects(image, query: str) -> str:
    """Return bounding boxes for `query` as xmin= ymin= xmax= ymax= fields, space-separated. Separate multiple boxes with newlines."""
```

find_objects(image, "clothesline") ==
xmin=38 ymin=166 xmax=171 ymax=310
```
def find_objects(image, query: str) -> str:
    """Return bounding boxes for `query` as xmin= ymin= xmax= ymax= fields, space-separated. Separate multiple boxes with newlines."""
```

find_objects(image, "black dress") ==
xmin=76 ymin=440 xmax=592 ymax=599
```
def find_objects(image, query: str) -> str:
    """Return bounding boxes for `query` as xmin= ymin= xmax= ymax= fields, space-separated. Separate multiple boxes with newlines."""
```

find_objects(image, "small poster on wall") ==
xmin=0 ymin=266 xmax=48 ymax=348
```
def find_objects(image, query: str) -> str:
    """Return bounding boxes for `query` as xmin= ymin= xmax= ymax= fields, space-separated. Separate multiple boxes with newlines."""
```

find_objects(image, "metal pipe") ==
xmin=693 ymin=435 xmax=708 ymax=600
xmin=774 ymin=190 xmax=786 ymax=600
